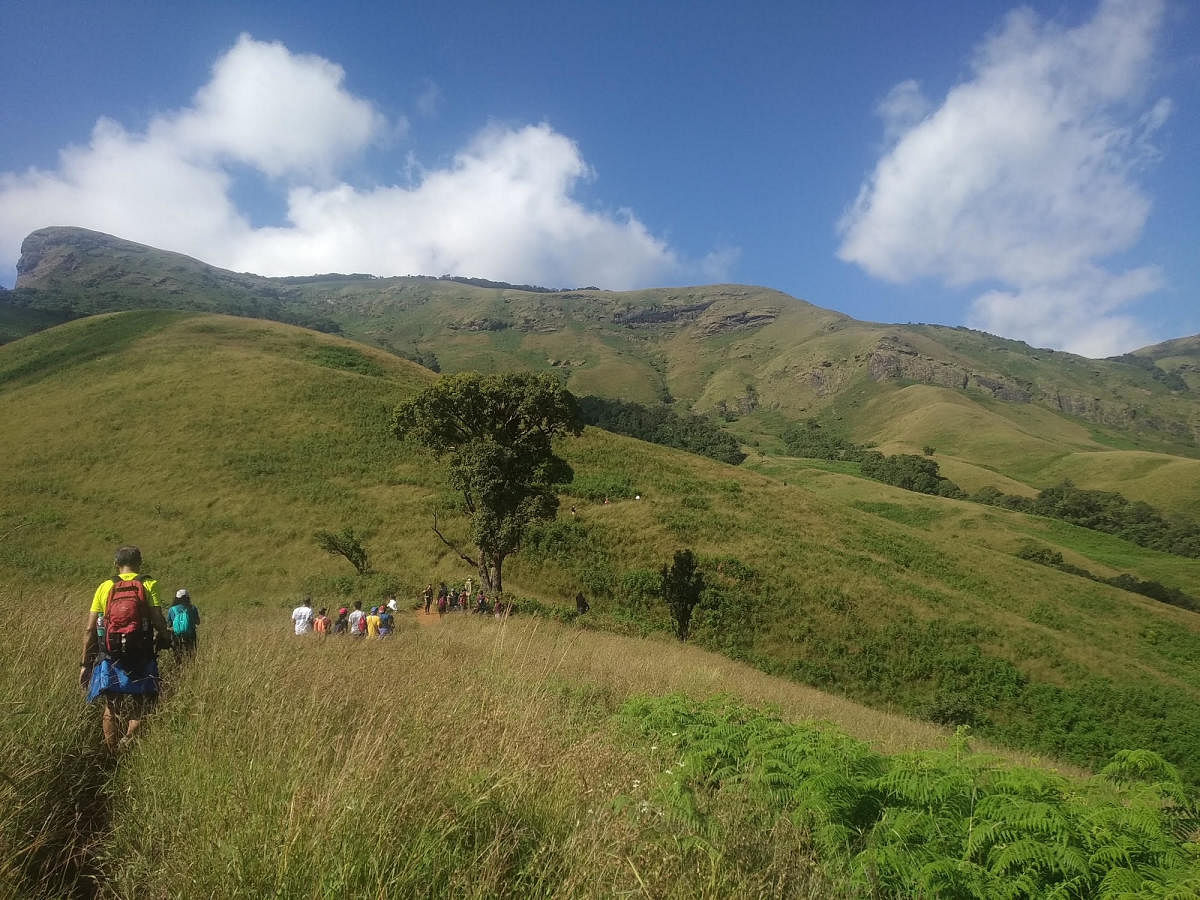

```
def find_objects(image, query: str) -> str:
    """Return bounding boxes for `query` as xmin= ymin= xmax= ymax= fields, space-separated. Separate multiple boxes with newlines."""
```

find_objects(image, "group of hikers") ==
xmin=422 ymin=580 xmax=513 ymax=618
xmin=79 ymin=545 xmax=200 ymax=752
xmin=289 ymin=597 xmax=398 ymax=636
xmin=287 ymin=578 xmax=521 ymax=638
xmin=81 ymin=544 xmax=587 ymax=753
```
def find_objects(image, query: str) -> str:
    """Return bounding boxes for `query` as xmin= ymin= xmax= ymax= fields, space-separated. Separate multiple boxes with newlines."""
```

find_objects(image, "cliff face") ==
xmin=861 ymin=334 xmax=1197 ymax=446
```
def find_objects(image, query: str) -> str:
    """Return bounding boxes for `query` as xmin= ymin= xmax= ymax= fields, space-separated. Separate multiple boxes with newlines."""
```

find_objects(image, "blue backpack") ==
xmin=172 ymin=603 xmax=197 ymax=637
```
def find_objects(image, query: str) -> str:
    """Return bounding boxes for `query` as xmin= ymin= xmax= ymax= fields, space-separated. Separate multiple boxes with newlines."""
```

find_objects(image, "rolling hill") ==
xmin=5 ymin=227 xmax=1199 ymax=520
xmin=4 ymin=309 xmax=1200 ymax=896
xmin=1 ymin=309 xmax=1199 ymax=776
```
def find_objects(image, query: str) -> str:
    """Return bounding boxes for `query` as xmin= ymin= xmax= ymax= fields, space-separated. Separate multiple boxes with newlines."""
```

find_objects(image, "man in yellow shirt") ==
xmin=80 ymin=545 xmax=171 ymax=752
xmin=366 ymin=606 xmax=382 ymax=638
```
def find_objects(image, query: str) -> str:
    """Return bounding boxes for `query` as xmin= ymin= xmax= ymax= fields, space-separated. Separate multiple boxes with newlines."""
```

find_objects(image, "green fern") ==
xmin=617 ymin=695 xmax=1200 ymax=898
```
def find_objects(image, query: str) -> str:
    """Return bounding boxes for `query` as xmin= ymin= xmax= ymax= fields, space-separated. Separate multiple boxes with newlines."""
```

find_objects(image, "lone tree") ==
xmin=315 ymin=527 xmax=372 ymax=575
xmin=392 ymin=371 xmax=581 ymax=595
xmin=662 ymin=548 xmax=705 ymax=641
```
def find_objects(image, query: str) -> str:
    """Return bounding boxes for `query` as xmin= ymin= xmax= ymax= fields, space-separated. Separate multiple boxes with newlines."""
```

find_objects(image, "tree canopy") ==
xmin=392 ymin=371 xmax=582 ymax=594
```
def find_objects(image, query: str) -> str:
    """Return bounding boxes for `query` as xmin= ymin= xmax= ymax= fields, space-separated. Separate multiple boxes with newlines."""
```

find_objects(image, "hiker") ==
xmin=575 ymin=592 xmax=589 ymax=615
xmin=314 ymin=607 xmax=331 ymax=637
xmin=437 ymin=591 xmax=448 ymax=617
xmin=292 ymin=596 xmax=315 ymax=635
xmin=385 ymin=594 xmax=398 ymax=613
xmin=80 ymin=545 xmax=171 ymax=753
xmin=367 ymin=606 xmax=382 ymax=637
xmin=166 ymin=588 xmax=200 ymax=661
xmin=378 ymin=604 xmax=394 ymax=636
xmin=423 ymin=584 xmax=433 ymax=614
xmin=348 ymin=600 xmax=366 ymax=637
xmin=475 ymin=592 xmax=490 ymax=615
xmin=332 ymin=607 xmax=349 ymax=635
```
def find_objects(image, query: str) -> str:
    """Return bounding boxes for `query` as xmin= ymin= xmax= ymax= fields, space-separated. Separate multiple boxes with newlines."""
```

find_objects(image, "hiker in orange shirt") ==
xmin=314 ymin=607 xmax=331 ymax=637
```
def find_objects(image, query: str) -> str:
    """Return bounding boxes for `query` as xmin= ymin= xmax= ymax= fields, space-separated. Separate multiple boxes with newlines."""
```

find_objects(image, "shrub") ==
xmin=314 ymin=527 xmax=371 ymax=575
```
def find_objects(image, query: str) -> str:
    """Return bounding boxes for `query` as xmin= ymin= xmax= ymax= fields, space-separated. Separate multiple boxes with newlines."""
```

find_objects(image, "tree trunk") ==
xmin=494 ymin=554 xmax=504 ymax=597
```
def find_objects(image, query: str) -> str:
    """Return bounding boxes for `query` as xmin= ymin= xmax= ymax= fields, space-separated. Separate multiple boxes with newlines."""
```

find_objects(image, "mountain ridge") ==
xmin=5 ymin=228 xmax=1199 ymax=489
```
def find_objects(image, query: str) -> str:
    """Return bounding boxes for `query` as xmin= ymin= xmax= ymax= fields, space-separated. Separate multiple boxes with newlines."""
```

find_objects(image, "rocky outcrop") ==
xmin=615 ymin=302 xmax=712 ymax=326
xmin=696 ymin=308 xmax=779 ymax=336
xmin=864 ymin=335 xmax=1197 ymax=444
xmin=867 ymin=336 xmax=1034 ymax=399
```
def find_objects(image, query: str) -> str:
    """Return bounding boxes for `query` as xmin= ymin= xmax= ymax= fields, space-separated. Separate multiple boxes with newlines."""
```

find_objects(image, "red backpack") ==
xmin=104 ymin=576 xmax=153 ymax=660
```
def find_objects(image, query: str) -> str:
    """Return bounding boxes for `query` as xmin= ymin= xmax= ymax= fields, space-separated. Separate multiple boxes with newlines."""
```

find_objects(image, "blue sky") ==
xmin=1 ymin=0 xmax=1196 ymax=356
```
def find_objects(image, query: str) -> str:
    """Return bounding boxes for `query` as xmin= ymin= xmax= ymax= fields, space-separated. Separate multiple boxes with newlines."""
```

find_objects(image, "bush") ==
xmin=781 ymin=419 xmax=862 ymax=460
xmin=860 ymin=452 xmax=963 ymax=497
xmin=577 ymin=396 xmax=745 ymax=464
xmin=1015 ymin=543 xmax=1198 ymax=610
xmin=979 ymin=482 xmax=1200 ymax=560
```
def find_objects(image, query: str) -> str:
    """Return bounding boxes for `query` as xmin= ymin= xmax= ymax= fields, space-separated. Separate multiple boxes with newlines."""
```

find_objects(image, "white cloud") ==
xmin=837 ymin=0 xmax=1169 ymax=356
xmin=169 ymin=34 xmax=388 ymax=179
xmin=0 ymin=35 xmax=707 ymax=291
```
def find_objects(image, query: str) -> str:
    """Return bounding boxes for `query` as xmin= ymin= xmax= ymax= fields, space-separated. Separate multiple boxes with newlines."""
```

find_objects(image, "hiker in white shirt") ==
xmin=347 ymin=600 xmax=367 ymax=637
xmin=292 ymin=597 xmax=315 ymax=635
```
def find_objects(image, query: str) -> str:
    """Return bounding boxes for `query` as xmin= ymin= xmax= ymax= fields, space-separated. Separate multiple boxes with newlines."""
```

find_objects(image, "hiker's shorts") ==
xmin=87 ymin=657 xmax=160 ymax=703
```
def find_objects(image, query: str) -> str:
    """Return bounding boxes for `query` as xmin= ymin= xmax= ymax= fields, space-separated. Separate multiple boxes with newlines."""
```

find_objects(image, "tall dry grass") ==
xmin=0 ymin=589 xmax=109 ymax=899
xmin=99 ymin=613 xmax=836 ymax=898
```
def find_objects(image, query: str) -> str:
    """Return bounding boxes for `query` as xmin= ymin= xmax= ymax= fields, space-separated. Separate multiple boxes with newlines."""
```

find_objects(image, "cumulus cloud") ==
xmin=0 ymin=35 xmax=710 ymax=290
xmin=837 ymin=0 xmax=1169 ymax=356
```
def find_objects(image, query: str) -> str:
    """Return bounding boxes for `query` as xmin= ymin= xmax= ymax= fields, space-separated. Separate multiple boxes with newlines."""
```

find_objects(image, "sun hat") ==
xmin=338 ymin=607 xmax=348 ymax=616
xmin=175 ymin=588 xmax=189 ymax=600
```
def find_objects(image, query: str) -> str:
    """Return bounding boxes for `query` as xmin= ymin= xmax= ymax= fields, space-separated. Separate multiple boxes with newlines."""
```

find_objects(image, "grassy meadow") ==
xmin=3 ymin=310 xmax=1200 ymax=896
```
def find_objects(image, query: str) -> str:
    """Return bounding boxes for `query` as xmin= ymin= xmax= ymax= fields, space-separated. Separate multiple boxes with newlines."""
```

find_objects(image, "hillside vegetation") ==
xmin=3 ymin=311 xmax=1200 ymax=895
xmin=5 ymin=227 xmax=1199 ymax=518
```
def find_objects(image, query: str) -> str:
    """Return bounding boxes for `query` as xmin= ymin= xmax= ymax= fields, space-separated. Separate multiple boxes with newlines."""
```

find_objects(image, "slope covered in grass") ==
xmin=4 ymin=311 xmax=1200 ymax=895
xmin=3 ymin=311 xmax=1200 ymax=783
xmin=9 ymin=228 xmax=1199 ymax=482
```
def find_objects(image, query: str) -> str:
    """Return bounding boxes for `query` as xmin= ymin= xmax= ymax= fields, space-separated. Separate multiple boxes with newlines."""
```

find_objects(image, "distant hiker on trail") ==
xmin=423 ymin=584 xmax=433 ymax=614
xmin=378 ymin=605 xmax=394 ymax=636
xmin=437 ymin=591 xmax=448 ymax=617
xmin=81 ymin=545 xmax=171 ymax=753
xmin=475 ymin=592 xmax=490 ymax=615
xmin=386 ymin=594 xmax=398 ymax=613
xmin=332 ymin=607 xmax=349 ymax=635
xmin=367 ymin=606 xmax=382 ymax=637
xmin=348 ymin=600 xmax=366 ymax=637
xmin=166 ymin=588 xmax=200 ymax=661
xmin=314 ymin=607 xmax=331 ymax=637
xmin=292 ymin=597 xmax=315 ymax=635
xmin=575 ymin=592 xmax=589 ymax=615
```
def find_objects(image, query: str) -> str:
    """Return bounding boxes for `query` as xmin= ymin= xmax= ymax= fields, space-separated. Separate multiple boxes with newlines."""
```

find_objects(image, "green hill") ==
xmin=4 ymin=311 xmax=1200 ymax=896
xmin=6 ymin=227 xmax=1200 ymax=520
xmin=1 ymin=310 xmax=1199 ymax=765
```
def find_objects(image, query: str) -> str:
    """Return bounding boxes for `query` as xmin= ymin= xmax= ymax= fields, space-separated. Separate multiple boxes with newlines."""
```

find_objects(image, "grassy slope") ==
xmin=5 ymin=311 xmax=1200 ymax=894
xmin=10 ymin=228 xmax=1200 ymax=518
xmin=3 ymin=313 xmax=1200 ymax=759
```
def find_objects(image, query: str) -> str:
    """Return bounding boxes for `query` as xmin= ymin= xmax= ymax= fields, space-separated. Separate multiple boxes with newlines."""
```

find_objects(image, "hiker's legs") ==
xmin=103 ymin=694 xmax=156 ymax=750
xmin=101 ymin=699 xmax=120 ymax=752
